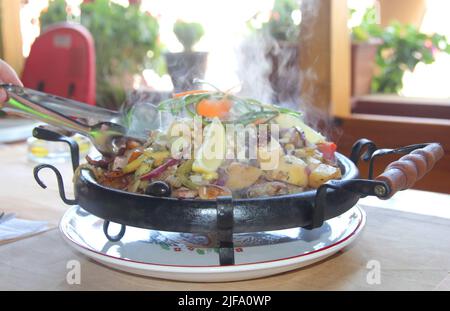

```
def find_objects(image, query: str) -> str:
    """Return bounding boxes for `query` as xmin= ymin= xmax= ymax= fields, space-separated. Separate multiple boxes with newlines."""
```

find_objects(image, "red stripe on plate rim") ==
xmin=60 ymin=207 xmax=365 ymax=269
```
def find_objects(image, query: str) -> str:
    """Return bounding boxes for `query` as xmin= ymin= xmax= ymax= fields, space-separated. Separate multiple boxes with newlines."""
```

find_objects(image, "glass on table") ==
xmin=27 ymin=134 xmax=91 ymax=164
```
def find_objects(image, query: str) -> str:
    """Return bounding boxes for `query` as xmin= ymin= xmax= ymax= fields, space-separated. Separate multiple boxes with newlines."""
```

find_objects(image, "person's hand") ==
xmin=0 ymin=59 xmax=23 ymax=103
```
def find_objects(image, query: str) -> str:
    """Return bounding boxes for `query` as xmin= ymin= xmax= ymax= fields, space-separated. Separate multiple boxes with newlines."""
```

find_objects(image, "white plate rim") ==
xmin=59 ymin=205 xmax=366 ymax=275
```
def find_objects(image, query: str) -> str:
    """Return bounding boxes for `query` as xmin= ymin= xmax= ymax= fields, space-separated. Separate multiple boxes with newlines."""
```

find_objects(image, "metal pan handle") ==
xmin=310 ymin=142 xmax=443 ymax=229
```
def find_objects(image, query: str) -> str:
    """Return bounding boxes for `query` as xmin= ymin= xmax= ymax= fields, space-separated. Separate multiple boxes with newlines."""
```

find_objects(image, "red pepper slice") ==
xmin=317 ymin=142 xmax=337 ymax=161
xmin=127 ymin=150 xmax=143 ymax=164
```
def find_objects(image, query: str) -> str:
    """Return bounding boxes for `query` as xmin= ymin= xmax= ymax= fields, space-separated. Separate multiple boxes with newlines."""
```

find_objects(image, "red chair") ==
xmin=22 ymin=22 xmax=96 ymax=106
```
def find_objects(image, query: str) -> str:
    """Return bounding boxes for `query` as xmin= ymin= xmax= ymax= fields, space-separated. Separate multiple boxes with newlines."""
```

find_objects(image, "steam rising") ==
xmin=235 ymin=0 xmax=340 ymax=141
xmin=235 ymin=33 xmax=275 ymax=104
xmin=122 ymin=0 xmax=339 ymax=141
xmin=121 ymin=91 xmax=174 ymax=138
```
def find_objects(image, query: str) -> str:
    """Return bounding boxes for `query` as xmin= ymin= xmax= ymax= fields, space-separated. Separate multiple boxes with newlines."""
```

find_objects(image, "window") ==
xmin=402 ymin=0 xmax=450 ymax=98
xmin=348 ymin=0 xmax=450 ymax=119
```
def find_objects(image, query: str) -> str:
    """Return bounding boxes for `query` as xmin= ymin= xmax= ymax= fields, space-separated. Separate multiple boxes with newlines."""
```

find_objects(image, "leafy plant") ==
xmin=80 ymin=0 xmax=162 ymax=109
xmin=266 ymin=0 xmax=300 ymax=42
xmin=350 ymin=6 xmax=450 ymax=94
xmin=39 ymin=0 xmax=70 ymax=31
xmin=249 ymin=0 xmax=300 ymax=43
xmin=350 ymin=6 xmax=382 ymax=43
xmin=39 ymin=0 xmax=162 ymax=109
xmin=372 ymin=23 xmax=450 ymax=93
xmin=173 ymin=21 xmax=205 ymax=52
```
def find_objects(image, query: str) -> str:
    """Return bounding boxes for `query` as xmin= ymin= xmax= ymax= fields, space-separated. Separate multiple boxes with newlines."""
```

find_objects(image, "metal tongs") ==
xmin=0 ymin=84 xmax=145 ymax=157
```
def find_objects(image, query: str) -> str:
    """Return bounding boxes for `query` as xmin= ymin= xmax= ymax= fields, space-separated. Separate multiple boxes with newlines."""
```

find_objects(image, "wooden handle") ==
xmin=375 ymin=143 xmax=444 ymax=199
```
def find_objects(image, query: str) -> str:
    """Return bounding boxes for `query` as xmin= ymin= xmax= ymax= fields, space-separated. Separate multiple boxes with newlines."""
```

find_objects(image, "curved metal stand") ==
xmin=32 ymin=126 xmax=80 ymax=206
xmin=103 ymin=221 xmax=126 ymax=242
xmin=33 ymin=164 xmax=78 ymax=205
xmin=32 ymin=126 xmax=80 ymax=171
xmin=350 ymin=138 xmax=378 ymax=167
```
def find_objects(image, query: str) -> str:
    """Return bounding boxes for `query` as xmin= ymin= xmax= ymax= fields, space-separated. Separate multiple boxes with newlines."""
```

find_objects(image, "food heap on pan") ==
xmin=83 ymin=90 xmax=342 ymax=199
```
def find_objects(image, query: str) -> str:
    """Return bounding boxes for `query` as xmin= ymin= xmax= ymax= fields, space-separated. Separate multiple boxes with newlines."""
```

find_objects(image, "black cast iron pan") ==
xmin=32 ymin=126 xmax=444 ymax=233
xmin=31 ymin=127 xmax=443 ymax=264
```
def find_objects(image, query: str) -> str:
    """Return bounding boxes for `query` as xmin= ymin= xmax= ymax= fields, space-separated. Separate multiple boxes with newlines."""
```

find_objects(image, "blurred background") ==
xmin=0 ymin=0 xmax=449 ymax=193
xmin=6 ymin=0 xmax=450 ymax=106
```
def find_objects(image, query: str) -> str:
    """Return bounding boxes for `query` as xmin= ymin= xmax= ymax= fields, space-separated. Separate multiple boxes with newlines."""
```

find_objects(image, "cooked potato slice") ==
xmin=306 ymin=156 xmax=322 ymax=171
xmin=309 ymin=164 xmax=342 ymax=188
xmin=274 ymin=113 xmax=326 ymax=144
xmin=294 ymin=147 xmax=319 ymax=159
xmin=247 ymin=181 xmax=290 ymax=198
xmin=257 ymin=139 xmax=283 ymax=171
xmin=226 ymin=162 xmax=263 ymax=190
xmin=265 ymin=155 xmax=308 ymax=187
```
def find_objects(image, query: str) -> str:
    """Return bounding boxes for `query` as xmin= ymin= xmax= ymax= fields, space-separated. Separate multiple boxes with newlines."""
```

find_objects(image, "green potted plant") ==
xmin=350 ymin=6 xmax=383 ymax=97
xmin=350 ymin=5 xmax=450 ymax=95
xmin=262 ymin=0 xmax=300 ymax=43
xmin=371 ymin=22 xmax=450 ymax=94
xmin=39 ymin=0 xmax=163 ymax=109
xmin=165 ymin=20 xmax=207 ymax=92
xmin=80 ymin=0 xmax=162 ymax=109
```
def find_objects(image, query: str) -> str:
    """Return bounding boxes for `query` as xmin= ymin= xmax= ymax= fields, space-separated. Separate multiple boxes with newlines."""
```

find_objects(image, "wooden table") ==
xmin=1 ymin=142 xmax=450 ymax=290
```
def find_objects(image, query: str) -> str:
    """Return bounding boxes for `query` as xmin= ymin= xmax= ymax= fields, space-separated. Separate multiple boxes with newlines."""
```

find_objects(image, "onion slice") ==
xmin=140 ymin=158 xmax=180 ymax=181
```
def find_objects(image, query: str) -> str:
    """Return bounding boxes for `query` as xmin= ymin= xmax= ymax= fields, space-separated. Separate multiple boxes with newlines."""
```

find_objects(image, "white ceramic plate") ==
xmin=60 ymin=205 xmax=366 ymax=282
xmin=0 ymin=119 xmax=38 ymax=143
